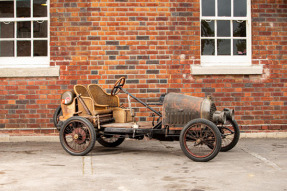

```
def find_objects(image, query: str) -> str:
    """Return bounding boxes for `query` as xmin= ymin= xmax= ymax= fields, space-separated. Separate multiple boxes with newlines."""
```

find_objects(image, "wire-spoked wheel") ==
xmin=97 ymin=135 xmax=125 ymax=147
xmin=59 ymin=117 xmax=96 ymax=156
xmin=218 ymin=119 xmax=240 ymax=152
xmin=180 ymin=118 xmax=222 ymax=162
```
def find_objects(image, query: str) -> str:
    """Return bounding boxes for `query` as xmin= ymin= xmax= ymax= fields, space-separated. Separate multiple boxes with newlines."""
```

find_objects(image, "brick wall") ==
xmin=0 ymin=0 xmax=286 ymax=134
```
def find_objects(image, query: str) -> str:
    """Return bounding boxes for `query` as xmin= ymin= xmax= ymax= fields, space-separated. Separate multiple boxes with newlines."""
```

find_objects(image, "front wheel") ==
xmin=218 ymin=119 xmax=240 ymax=152
xmin=97 ymin=135 xmax=125 ymax=147
xmin=180 ymin=118 xmax=222 ymax=162
xmin=59 ymin=116 xmax=96 ymax=156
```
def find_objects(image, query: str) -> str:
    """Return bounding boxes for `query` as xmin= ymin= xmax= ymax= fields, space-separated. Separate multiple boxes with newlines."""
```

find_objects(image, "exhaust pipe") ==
xmin=212 ymin=111 xmax=226 ymax=124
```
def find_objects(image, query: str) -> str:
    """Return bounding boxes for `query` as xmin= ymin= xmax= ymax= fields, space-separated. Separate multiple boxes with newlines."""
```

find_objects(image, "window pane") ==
xmin=233 ymin=21 xmax=246 ymax=37
xmin=17 ymin=0 xmax=31 ymax=18
xmin=17 ymin=41 xmax=31 ymax=56
xmin=0 ymin=22 xmax=14 ymax=38
xmin=33 ymin=21 xmax=47 ymax=38
xmin=218 ymin=0 xmax=231 ymax=16
xmin=17 ymin=21 xmax=31 ymax=38
xmin=0 ymin=41 xmax=14 ymax=57
xmin=233 ymin=39 xmax=246 ymax=55
xmin=33 ymin=0 xmax=47 ymax=17
xmin=0 ymin=1 xmax=14 ymax=18
xmin=217 ymin=20 xmax=230 ymax=37
xmin=201 ymin=39 xmax=215 ymax=55
xmin=34 ymin=40 xmax=47 ymax=56
xmin=202 ymin=0 xmax=215 ymax=16
xmin=201 ymin=20 xmax=215 ymax=37
xmin=234 ymin=0 xmax=246 ymax=17
xmin=217 ymin=39 xmax=231 ymax=55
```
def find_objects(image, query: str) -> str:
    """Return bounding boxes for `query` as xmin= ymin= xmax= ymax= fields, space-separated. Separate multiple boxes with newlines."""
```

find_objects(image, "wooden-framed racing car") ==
xmin=54 ymin=77 xmax=240 ymax=162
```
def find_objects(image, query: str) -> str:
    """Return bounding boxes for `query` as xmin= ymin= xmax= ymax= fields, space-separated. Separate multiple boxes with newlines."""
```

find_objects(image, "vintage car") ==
xmin=53 ymin=77 xmax=240 ymax=162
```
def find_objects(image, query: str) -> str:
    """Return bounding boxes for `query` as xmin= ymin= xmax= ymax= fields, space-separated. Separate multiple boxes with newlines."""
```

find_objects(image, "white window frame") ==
xmin=0 ymin=0 xmax=50 ymax=68
xmin=200 ymin=0 xmax=251 ymax=66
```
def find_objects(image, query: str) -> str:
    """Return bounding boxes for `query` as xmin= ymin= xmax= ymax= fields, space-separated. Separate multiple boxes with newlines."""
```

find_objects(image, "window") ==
xmin=200 ymin=0 xmax=251 ymax=66
xmin=0 ymin=0 xmax=49 ymax=68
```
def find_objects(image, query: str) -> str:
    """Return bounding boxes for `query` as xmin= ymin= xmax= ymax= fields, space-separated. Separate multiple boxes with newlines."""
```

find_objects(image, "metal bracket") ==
xmin=76 ymin=94 xmax=92 ymax=116
xmin=97 ymin=115 xmax=100 ymax=129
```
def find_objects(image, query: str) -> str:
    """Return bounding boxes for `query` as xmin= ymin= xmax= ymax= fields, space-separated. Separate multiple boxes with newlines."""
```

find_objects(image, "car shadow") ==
xmin=90 ymin=143 xmax=183 ymax=158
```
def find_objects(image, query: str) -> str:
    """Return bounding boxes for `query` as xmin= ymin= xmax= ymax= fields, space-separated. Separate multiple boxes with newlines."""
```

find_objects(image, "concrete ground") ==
xmin=0 ymin=138 xmax=286 ymax=191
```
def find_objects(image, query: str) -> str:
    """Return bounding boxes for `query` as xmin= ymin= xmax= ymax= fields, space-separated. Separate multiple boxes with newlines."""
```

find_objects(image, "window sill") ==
xmin=0 ymin=67 xmax=60 ymax=78
xmin=191 ymin=65 xmax=263 ymax=75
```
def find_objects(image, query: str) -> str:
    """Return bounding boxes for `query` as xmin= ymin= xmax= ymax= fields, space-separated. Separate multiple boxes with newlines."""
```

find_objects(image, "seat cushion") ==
xmin=93 ymin=109 xmax=113 ymax=115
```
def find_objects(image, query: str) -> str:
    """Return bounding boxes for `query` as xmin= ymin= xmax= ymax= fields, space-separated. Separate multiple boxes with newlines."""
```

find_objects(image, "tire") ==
xmin=218 ymin=119 xmax=240 ymax=152
xmin=180 ymin=118 xmax=222 ymax=162
xmin=53 ymin=105 xmax=62 ymax=131
xmin=97 ymin=136 xmax=125 ymax=147
xmin=59 ymin=116 xmax=96 ymax=156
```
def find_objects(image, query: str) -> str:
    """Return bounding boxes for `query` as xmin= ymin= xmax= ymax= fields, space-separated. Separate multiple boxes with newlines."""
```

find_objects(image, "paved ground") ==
xmin=0 ymin=138 xmax=286 ymax=191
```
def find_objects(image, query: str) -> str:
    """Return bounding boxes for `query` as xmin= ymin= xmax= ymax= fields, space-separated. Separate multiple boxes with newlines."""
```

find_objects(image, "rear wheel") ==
xmin=180 ymin=118 xmax=221 ymax=162
xmin=59 ymin=117 xmax=96 ymax=156
xmin=218 ymin=119 xmax=240 ymax=152
xmin=97 ymin=135 xmax=125 ymax=147
xmin=53 ymin=105 xmax=62 ymax=131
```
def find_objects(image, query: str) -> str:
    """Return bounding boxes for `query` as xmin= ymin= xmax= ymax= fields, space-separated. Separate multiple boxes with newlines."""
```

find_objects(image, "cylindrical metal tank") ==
xmin=162 ymin=93 xmax=217 ymax=127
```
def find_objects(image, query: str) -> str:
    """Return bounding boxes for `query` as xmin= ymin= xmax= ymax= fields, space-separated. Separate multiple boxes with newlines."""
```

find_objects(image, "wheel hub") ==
xmin=73 ymin=134 xmax=79 ymax=140
xmin=72 ymin=128 xmax=86 ymax=144
xmin=196 ymin=139 xmax=202 ymax=144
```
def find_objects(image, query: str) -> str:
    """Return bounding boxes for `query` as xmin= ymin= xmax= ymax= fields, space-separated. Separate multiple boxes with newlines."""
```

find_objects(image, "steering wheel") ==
xmin=111 ymin=77 xmax=126 ymax=96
